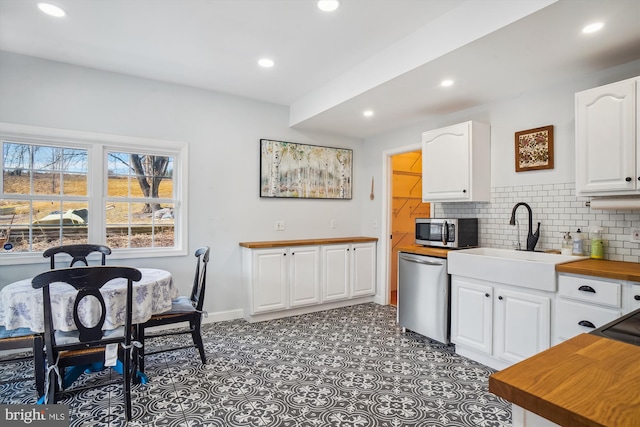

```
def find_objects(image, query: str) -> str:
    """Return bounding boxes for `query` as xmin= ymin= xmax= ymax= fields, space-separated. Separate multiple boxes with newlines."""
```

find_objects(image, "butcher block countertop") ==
xmin=556 ymin=259 xmax=640 ymax=282
xmin=396 ymin=245 xmax=454 ymax=259
xmin=239 ymin=236 xmax=377 ymax=248
xmin=489 ymin=333 xmax=640 ymax=427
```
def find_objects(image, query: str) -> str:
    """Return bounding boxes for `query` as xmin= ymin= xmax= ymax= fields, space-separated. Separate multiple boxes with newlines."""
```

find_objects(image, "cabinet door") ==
xmin=322 ymin=245 xmax=350 ymax=302
xmin=289 ymin=246 xmax=321 ymax=307
xmin=576 ymin=78 xmax=637 ymax=195
xmin=451 ymin=279 xmax=493 ymax=353
xmin=494 ymin=289 xmax=550 ymax=364
xmin=252 ymin=249 xmax=288 ymax=314
xmin=422 ymin=122 xmax=470 ymax=201
xmin=350 ymin=243 xmax=376 ymax=297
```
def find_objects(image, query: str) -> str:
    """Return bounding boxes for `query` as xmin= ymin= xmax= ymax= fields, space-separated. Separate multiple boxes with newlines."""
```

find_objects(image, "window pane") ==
xmin=106 ymin=202 xmax=175 ymax=249
xmin=63 ymin=172 xmax=88 ymax=196
xmin=2 ymin=143 xmax=87 ymax=196
xmin=0 ymin=200 xmax=27 ymax=252
xmin=2 ymin=168 xmax=31 ymax=194
xmin=107 ymin=152 xmax=173 ymax=199
xmin=3 ymin=142 xmax=31 ymax=194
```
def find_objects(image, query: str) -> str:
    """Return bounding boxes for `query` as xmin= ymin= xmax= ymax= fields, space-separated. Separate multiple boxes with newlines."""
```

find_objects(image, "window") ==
xmin=0 ymin=123 xmax=187 ymax=263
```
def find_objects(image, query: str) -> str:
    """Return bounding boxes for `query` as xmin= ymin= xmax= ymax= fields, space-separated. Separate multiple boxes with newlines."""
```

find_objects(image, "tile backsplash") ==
xmin=434 ymin=182 xmax=640 ymax=263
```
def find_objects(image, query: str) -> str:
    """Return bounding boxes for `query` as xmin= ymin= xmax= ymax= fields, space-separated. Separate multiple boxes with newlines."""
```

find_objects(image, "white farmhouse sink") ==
xmin=447 ymin=247 xmax=587 ymax=292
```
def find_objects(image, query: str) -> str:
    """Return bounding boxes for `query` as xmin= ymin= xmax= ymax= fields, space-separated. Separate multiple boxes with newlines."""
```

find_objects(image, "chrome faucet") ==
xmin=509 ymin=202 xmax=540 ymax=251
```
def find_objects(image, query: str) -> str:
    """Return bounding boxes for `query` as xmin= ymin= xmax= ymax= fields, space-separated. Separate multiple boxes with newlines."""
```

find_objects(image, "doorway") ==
xmin=389 ymin=150 xmax=430 ymax=306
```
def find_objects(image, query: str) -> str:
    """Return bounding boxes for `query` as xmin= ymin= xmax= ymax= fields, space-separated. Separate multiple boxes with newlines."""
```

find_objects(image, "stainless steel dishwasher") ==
xmin=397 ymin=252 xmax=450 ymax=344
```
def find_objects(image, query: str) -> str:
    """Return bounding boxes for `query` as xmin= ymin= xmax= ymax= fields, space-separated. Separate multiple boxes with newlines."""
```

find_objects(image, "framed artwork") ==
xmin=260 ymin=139 xmax=352 ymax=199
xmin=515 ymin=125 xmax=554 ymax=172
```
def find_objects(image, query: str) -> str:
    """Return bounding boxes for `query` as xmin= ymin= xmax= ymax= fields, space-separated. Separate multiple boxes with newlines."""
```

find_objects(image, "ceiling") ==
xmin=1 ymin=0 xmax=639 ymax=139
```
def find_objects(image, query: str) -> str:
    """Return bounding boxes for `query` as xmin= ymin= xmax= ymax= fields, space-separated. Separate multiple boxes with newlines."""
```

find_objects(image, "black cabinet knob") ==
xmin=485 ymin=293 xmax=490 ymax=298
xmin=463 ymin=189 xmax=467 ymax=193
xmin=634 ymin=295 xmax=640 ymax=301
xmin=498 ymin=296 xmax=503 ymax=300
xmin=626 ymin=177 xmax=632 ymax=182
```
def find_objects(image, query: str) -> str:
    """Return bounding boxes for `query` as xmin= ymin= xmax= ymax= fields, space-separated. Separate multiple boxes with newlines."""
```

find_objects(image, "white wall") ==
xmin=0 ymin=51 xmax=367 ymax=319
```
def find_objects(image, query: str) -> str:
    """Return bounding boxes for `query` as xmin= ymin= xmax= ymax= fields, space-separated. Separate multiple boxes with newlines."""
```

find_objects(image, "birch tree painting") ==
xmin=260 ymin=139 xmax=352 ymax=199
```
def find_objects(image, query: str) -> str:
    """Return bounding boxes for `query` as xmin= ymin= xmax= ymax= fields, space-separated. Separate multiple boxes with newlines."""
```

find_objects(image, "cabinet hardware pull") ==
xmin=578 ymin=285 xmax=596 ymax=293
xmin=292 ymin=252 xmax=295 ymax=255
xmin=578 ymin=320 xmax=596 ymax=328
xmin=498 ymin=296 xmax=503 ymax=300
xmin=462 ymin=189 xmax=467 ymax=193
xmin=634 ymin=295 xmax=640 ymax=301
xmin=485 ymin=293 xmax=490 ymax=298
xmin=626 ymin=177 xmax=632 ymax=182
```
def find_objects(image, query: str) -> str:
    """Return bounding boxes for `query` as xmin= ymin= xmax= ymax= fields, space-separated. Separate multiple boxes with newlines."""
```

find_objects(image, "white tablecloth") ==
xmin=0 ymin=268 xmax=179 ymax=333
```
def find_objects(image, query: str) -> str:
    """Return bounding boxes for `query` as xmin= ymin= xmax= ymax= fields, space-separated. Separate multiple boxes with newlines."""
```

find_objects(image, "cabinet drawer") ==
xmin=558 ymin=275 xmax=621 ymax=308
xmin=556 ymin=299 xmax=621 ymax=342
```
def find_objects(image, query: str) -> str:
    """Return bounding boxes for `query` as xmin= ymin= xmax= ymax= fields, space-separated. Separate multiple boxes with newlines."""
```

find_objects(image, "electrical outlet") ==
xmin=275 ymin=220 xmax=285 ymax=231
xmin=330 ymin=219 xmax=336 ymax=229
xmin=631 ymin=228 xmax=640 ymax=241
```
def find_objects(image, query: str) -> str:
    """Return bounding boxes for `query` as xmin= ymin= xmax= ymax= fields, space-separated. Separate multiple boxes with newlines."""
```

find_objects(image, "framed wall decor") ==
xmin=260 ymin=139 xmax=352 ymax=199
xmin=515 ymin=125 xmax=554 ymax=172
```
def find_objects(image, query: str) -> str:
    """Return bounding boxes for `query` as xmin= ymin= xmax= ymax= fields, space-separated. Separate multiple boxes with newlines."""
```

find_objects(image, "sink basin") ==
xmin=447 ymin=247 xmax=587 ymax=291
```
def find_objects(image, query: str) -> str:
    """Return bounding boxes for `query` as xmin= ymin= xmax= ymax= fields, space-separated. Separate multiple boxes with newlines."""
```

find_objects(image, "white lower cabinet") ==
xmin=494 ymin=289 xmax=550 ymax=365
xmin=248 ymin=246 xmax=320 ymax=314
xmin=322 ymin=242 xmax=376 ymax=301
xmin=242 ymin=240 xmax=376 ymax=321
xmin=289 ymin=246 xmax=321 ymax=308
xmin=554 ymin=274 xmax=623 ymax=344
xmin=451 ymin=277 xmax=550 ymax=369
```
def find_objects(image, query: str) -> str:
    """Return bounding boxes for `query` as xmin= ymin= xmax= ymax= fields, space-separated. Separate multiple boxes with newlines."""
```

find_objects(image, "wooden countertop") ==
xmin=489 ymin=333 xmax=640 ymax=427
xmin=557 ymin=259 xmax=640 ymax=282
xmin=396 ymin=245 xmax=454 ymax=259
xmin=239 ymin=236 xmax=378 ymax=248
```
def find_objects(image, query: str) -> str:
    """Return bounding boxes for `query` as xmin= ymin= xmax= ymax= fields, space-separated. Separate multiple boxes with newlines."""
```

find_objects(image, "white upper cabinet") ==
xmin=575 ymin=77 xmax=639 ymax=196
xmin=422 ymin=121 xmax=491 ymax=202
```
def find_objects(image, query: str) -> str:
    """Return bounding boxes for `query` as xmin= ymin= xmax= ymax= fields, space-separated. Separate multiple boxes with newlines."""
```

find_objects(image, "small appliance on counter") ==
xmin=415 ymin=218 xmax=478 ymax=248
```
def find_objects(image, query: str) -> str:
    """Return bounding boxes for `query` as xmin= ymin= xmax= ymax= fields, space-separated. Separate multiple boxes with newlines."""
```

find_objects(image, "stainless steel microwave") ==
xmin=415 ymin=218 xmax=478 ymax=248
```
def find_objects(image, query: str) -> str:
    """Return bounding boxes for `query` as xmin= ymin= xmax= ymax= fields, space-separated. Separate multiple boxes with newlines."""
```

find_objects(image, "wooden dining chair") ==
xmin=0 ymin=328 xmax=45 ymax=399
xmin=135 ymin=246 xmax=210 ymax=373
xmin=43 ymin=244 xmax=112 ymax=268
xmin=32 ymin=266 xmax=142 ymax=421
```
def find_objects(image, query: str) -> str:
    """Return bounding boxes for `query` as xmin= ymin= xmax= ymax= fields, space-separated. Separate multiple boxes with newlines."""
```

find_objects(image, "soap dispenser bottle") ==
xmin=562 ymin=232 xmax=573 ymax=255
xmin=573 ymin=228 xmax=584 ymax=255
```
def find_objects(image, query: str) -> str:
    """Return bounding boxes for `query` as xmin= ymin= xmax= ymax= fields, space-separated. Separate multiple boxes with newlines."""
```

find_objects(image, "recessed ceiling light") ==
xmin=440 ymin=79 xmax=454 ymax=87
xmin=582 ymin=22 xmax=604 ymax=34
xmin=37 ymin=2 xmax=66 ymax=17
xmin=363 ymin=110 xmax=374 ymax=117
xmin=258 ymin=58 xmax=274 ymax=68
xmin=318 ymin=1 xmax=340 ymax=12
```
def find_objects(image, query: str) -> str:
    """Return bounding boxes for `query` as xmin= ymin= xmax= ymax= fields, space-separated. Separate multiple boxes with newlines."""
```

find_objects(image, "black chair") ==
xmin=32 ymin=266 xmax=142 ymax=421
xmin=135 ymin=246 xmax=210 ymax=373
xmin=43 ymin=244 xmax=111 ymax=268
xmin=0 ymin=329 xmax=45 ymax=398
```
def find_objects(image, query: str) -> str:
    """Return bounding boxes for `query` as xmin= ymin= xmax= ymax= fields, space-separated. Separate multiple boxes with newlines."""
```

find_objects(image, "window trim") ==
xmin=0 ymin=122 xmax=188 ymax=265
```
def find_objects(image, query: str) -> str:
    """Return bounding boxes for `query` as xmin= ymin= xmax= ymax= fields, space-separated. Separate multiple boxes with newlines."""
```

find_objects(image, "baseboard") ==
xmin=202 ymin=308 xmax=244 ymax=324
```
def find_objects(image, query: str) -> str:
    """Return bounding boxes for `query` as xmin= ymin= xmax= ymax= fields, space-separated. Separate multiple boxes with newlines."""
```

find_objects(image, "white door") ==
xmin=289 ymin=246 xmax=321 ymax=307
xmin=322 ymin=245 xmax=350 ymax=301
xmin=422 ymin=122 xmax=470 ymax=201
xmin=576 ymin=79 xmax=637 ymax=195
xmin=351 ymin=243 xmax=376 ymax=297
xmin=252 ymin=248 xmax=288 ymax=314
xmin=494 ymin=288 xmax=550 ymax=364
xmin=451 ymin=279 xmax=493 ymax=354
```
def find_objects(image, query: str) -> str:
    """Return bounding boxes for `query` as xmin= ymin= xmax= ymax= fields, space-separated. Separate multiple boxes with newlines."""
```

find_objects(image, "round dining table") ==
xmin=0 ymin=268 xmax=178 ymax=333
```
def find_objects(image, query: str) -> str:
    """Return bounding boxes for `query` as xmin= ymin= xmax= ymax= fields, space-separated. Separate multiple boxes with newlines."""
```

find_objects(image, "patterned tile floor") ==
xmin=0 ymin=303 xmax=511 ymax=426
